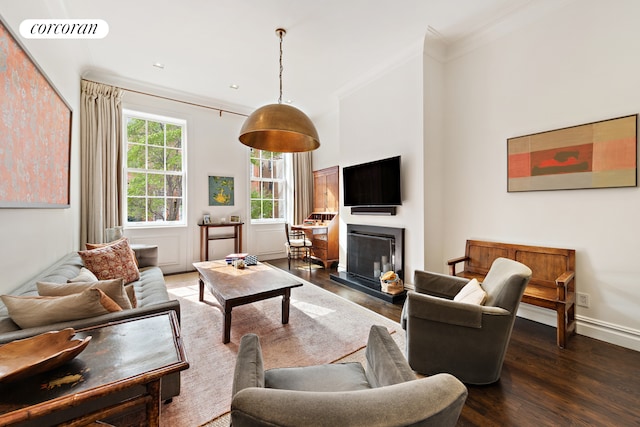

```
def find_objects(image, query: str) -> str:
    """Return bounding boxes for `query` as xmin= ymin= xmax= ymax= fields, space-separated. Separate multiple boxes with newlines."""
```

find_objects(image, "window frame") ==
xmin=249 ymin=149 xmax=288 ymax=224
xmin=123 ymin=109 xmax=187 ymax=228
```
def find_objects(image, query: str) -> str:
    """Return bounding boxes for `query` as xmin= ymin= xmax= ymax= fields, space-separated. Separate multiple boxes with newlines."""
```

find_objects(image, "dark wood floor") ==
xmin=270 ymin=258 xmax=640 ymax=427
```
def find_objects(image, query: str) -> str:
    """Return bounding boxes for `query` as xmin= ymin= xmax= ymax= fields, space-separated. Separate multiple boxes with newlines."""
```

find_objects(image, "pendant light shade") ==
xmin=238 ymin=28 xmax=320 ymax=152
xmin=239 ymin=103 xmax=319 ymax=152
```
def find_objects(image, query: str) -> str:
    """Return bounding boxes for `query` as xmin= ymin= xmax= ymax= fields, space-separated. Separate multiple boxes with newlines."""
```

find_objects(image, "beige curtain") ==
xmin=292 ymin=152 xmax=314 ymax=224
xmin=80 ymin=80 xmax=124 ymax=246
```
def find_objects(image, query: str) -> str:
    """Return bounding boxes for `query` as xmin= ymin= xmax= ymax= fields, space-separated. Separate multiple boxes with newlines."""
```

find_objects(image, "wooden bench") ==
xmin=448 ymin=240 xmax=576 ymax=348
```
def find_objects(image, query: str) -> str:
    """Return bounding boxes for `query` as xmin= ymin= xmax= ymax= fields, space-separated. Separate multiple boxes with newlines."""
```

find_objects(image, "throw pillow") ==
xmin=86 ymin=237 xmax=139 ymax=266
xmin=453 ymin=278 xmax=487 ymax=305
xmin=37 ymin=278 xmax=133 ymax=310
xmin=78 ymin=237 xmax=140 ymax=284
xmin=67 ymin=267 xmax=99 ymax=283
xmin=125 ymin=284 xmax=137 ymax=308
xmin=0 ymin=289 xmax=122 ymax=329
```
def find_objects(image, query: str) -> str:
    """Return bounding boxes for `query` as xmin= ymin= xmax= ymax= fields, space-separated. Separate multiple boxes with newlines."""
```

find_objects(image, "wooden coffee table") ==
xmin=194 ymin=260 xmax=303 ymax=343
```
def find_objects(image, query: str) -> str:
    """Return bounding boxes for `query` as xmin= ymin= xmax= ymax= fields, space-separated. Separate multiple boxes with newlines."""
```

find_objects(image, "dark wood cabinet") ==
xmin=313 ymin=166 xmax=339 ymax=213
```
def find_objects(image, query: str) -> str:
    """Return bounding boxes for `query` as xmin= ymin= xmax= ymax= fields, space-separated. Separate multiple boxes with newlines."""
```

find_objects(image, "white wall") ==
xmin=0 ymin=4 xmax=84 ymax=294
xmin=439 ymin=0 xmax=640 ymax=350
xmin=338 ymin=54 xmax=424 ymax=282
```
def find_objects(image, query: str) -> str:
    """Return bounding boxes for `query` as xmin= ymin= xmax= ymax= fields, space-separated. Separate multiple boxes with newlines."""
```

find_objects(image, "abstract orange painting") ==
xmin=508 ymin=115 xmax=637 ymax=192
xmin=0 ymin=18 xmax=72 ymax=207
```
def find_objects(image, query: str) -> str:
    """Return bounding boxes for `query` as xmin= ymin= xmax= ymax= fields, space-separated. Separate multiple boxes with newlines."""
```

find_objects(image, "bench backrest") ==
xmin=464 ymin=240 xmax=575 ymax=290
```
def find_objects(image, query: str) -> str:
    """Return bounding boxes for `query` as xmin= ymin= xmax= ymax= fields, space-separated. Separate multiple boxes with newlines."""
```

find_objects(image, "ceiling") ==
xmin=57 ymin=0 xmax=539 ymax=118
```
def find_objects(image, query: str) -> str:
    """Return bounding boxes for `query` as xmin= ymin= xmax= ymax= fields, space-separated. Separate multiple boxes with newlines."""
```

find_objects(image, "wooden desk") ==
xmin=293 ymin=213 xmax=338 ymax=268
xmin=0 ymin=311 xmax=188 ymax=426
xmin=199 ymin=222 xmax=244 ymax=261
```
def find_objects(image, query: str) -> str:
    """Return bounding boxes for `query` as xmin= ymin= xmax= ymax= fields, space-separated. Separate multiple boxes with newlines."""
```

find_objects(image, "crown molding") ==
xmin=81 ymin=69 xmax=253 ymax=116
xmin=443 ymin=0 xmax=576 ymax=62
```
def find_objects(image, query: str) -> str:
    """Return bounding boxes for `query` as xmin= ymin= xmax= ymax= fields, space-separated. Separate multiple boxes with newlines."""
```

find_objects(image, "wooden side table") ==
xmin=199 ymin=222 xmax=244 ymax=261
xmin=0 ymin=311 xmax=188 ymax=427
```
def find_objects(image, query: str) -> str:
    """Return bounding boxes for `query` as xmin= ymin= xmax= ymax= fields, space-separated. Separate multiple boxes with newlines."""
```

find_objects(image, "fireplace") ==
xmin=330 ymin=224 xmax=405 ymax=303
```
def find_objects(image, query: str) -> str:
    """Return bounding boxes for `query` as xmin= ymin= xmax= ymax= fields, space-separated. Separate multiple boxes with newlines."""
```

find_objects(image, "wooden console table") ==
xmin=0 ymin=311 xmax=188 ymax=426
xmin=199 ymin=222 xmax=244 ymax=261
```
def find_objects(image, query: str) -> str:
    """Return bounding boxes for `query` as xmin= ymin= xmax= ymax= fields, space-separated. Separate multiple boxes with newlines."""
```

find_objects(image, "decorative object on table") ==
xmin=232 ymin=259 xmax=246 ymax=269
xmin=0 ymin=328 xmax=91 ymax=383
xmin=238 ymin=28 xmax=320 ymax=153
xmin=380 ymin=271 xmax=404 ymax=295
xmin=245 ymin=255 xmax=258 ymax=265
xmin=208 ymin=176 xmax=234 ymax=206
xmin=0 ymin=18 xmax=73 ymax=209
xmin=230 ymin=215 xmax=240 ymax=223
xmin=507 ymin=114 xmax=637 ymax=192
xmin=225 ymin=253 xmax=249 ymax=264
xmin=203 ymin=214 xmax=211 ymax=224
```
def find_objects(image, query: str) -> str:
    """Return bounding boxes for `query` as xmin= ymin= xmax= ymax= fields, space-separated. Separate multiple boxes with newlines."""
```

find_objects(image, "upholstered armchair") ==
xmin=231 ymin=325 xmax=468 ymax=427
xmin=402 ymin=257 xmax=532 ymax=385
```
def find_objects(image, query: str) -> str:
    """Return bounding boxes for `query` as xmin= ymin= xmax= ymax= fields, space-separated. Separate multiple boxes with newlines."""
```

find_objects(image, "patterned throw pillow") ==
xmin=0 ymin=289 xmax=122 ymax=329
xmin=86 ymin=237 xmax=138 ymax=266
xmin=78 ymin=238 xmax=140 ymax=284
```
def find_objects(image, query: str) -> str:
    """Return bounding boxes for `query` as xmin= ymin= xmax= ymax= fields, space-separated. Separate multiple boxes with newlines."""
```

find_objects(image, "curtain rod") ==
xmin=81 ymin=78 xmax=248 ymax=118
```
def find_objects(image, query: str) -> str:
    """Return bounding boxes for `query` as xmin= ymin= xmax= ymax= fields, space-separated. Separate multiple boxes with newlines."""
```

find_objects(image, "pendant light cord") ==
xmin=278 ymin=30 xmax=284 ymax=104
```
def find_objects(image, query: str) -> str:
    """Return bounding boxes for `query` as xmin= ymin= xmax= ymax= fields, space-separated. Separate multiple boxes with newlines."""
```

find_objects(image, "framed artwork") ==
xmin=202 ymin=214 xmax=211 ymax=224
xmin=507 ymin=115 xmax=637 ymax=192
xmin=0 ymin=18 xmax=73 ymax=208
xmin=208 ymin=176 xmax=234 ymax=206
xmin=230 ymin=215 xmax=240 ymax=223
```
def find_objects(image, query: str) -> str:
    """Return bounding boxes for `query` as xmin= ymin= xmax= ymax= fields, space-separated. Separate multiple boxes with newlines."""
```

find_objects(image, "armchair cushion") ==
xmin=453 ymin=278 xmax=487 ymax=305
xmin=266 ymin=363 xmax=370 ymax=392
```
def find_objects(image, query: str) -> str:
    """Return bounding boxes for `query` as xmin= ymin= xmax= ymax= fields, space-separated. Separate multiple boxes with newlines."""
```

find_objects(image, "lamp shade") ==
xmin=239 ymin=103 xmax=320 ymax=152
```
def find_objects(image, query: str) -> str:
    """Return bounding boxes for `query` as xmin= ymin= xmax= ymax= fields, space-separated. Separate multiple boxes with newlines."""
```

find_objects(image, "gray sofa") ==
xmin=0 ymin=245 xmax=181 ymax=400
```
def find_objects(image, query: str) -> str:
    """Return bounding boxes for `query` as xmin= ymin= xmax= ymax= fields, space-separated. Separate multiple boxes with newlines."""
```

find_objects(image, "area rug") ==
xmin=160 ymin=267 xmax=402 ymax=427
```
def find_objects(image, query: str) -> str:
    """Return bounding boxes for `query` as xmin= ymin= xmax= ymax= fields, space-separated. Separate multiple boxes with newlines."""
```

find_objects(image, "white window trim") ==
xmin=249 ymin=150 xmax=288 ymax=224
xmin=123 ymin=109 xmax=188 ymax=228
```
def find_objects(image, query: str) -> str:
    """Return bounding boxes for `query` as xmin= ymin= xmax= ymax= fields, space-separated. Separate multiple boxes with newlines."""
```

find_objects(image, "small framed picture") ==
xmin=203 ymin=214 xmax=211 ymax=224
xmin=230 ymin=215 xmax=240 ymax=223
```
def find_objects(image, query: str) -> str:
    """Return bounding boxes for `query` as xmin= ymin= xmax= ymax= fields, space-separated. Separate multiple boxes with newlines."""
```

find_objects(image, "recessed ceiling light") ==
xmin=152 ymin=62 xmax=165 ymax=69
xmin=230 ymin=84 xmax=239 ymax=89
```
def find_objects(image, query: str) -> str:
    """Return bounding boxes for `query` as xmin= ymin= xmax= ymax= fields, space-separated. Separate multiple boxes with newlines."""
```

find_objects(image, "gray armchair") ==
xmin=402 ymin=257 xmax=532 ymax=385
xmin=231 ymin=325 xmax=468 ymax=427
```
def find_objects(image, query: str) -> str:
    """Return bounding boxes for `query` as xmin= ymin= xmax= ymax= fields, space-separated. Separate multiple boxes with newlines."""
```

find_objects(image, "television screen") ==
xmin=343 ymin=156 xmax=401 ymax=206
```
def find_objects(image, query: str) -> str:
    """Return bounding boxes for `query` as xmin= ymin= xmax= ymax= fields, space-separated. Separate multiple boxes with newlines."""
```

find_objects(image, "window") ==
xmin=124 ymin=110 xmax=186 ymax=226
xmin=250 ymin=149 xmax=286 ymax=222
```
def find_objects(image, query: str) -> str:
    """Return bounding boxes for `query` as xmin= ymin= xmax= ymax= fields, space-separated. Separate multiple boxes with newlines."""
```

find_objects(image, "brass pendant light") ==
xmin=239 ymin=28 xmax=320 ymax=152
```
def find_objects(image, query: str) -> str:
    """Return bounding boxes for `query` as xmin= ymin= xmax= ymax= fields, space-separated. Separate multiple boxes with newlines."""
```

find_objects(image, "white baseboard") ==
xmin=517 ymin=303 xmax=640 ymax=352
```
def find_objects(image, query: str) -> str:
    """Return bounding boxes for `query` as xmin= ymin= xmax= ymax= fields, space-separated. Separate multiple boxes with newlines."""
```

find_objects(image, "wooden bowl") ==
xmin=0 ymin=328 xmax=91 ymax=383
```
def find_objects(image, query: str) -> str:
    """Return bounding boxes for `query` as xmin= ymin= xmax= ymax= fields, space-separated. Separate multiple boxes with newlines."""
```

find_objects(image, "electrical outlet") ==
xmin=577 ymin=292 xmax=590 ymax=308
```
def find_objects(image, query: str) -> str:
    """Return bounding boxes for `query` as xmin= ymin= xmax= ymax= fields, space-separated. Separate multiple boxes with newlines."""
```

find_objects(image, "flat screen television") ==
xmin=343 ymin=156 xmax=402 ymax=206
